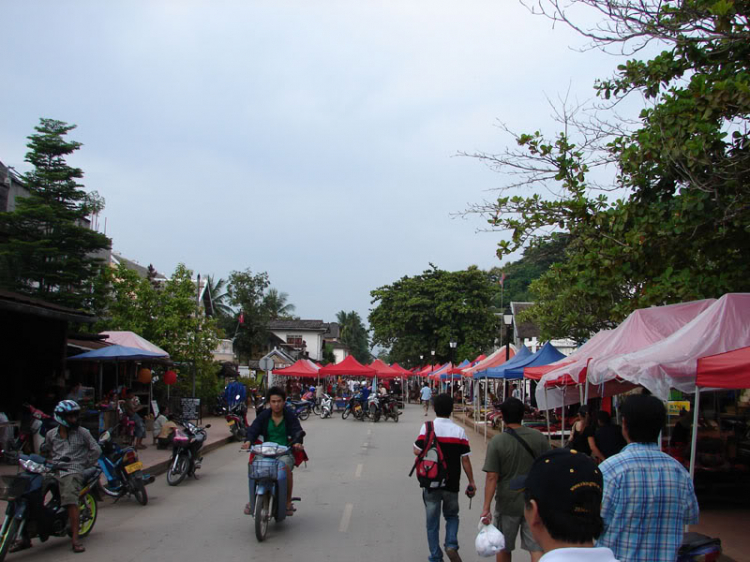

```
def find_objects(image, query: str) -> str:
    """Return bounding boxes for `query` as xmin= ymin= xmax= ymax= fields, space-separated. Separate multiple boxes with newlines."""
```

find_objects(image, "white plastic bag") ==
xmin=475 ymin=520 xmax=505 ymax=557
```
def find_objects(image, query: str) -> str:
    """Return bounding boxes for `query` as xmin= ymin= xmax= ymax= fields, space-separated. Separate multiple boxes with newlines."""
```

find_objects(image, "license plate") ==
xmin=227 ymin=420 xmax=235 ymax=426
xmin=124 ymin=461 xmax=143 ymax=474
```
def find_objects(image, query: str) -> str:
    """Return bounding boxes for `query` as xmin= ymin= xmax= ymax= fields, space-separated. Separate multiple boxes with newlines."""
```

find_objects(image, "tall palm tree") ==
xmin=264 ymin=288 xmax=296 ymax=319
xmin=205 ymin=275 xmax=233 ymax=317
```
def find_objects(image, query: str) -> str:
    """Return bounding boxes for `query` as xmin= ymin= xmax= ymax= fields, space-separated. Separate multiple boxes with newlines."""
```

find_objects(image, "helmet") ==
xmin=309 ymin=387 xmax=315 ymax=392
xmin=54 ymin=400 xmax=81 ymax=428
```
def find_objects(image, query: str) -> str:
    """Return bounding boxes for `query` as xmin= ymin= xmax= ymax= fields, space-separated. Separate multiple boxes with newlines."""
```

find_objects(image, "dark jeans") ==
xmin=423 ymin=488 xmax=459 ymax=562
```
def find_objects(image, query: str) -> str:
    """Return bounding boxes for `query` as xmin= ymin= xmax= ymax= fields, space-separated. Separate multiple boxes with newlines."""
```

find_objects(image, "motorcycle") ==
xmin=367 ymin=393 xmax=382 ymax=422
xmin=166 ymin=420 xmax=211 ymax=486
xmin=380 ymin=395 xmax=401 ymax=422
xmin=1 ymin=405 xmax=56 ymax=464
xmin=0 ymin=455 xmax=100 ymax=561
xmin=211 ymin=394 xmax=228 ymax=417
xmin=341 ymin=394 xmax=365 ymax=421
xmin=97 ymin=429 xmax=154 ymax=505
xmin=318 ymin=394 xmax=333 ymax=419
xmin=247 ymin=431 xmax=305 ymax=542
xmin=226 ymin=397 xmax=248 ymax=442
xmin=285 ymin=399 xmax=312 ymax=422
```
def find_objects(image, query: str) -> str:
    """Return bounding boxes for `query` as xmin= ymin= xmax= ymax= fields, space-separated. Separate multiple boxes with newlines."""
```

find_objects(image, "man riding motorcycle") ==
xmin=12 ymin=400 xmax=101 ymax=554
xmin=241 ymin=386 xmax=304 ymax=517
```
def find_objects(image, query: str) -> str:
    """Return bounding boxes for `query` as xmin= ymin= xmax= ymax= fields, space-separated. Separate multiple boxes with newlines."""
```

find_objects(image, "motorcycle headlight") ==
xmin=19 ymin=458 xmax=46 ymax=474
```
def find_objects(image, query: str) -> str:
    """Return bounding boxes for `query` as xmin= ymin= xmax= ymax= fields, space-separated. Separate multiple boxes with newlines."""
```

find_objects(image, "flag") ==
xmin=239 ymin=311 xmax=245 ymax=324
xmin=499 ymin=272 xmax=506 ymax=287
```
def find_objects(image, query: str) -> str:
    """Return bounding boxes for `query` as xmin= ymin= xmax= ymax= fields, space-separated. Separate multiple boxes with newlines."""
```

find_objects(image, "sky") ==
xmin=1 ymin=1 xmax=631 ymax=324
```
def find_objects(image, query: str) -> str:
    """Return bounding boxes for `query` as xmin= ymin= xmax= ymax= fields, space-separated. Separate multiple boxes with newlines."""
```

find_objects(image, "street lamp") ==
xmin=449 ymin=340 xmax=458 ymax=401
xmin=503 ymin=307 xmax=513 ymax=361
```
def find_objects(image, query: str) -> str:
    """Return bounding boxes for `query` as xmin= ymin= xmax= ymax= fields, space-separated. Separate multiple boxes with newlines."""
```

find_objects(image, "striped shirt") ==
xmin=414 ymin=417 xmax=470 ymax=492
xmin=597 ymin=443 xmax=699 ymax=562
xmin=44 ymin=426 xmax=101 ymax=477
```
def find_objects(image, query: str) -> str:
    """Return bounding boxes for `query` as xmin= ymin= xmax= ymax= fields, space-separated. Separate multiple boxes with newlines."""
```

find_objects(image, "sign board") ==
xmin=667 ymin=400 xmax=691 ymax=416
xmin=259 ymin=357 xmax=274 ymax=372
xmin=181 ymin=398 xmax=201 ymax=420
xmin=151 ymin=400 xmax=159 ymax=418
xmin=238 ymin=366 xmax=251 ymax=378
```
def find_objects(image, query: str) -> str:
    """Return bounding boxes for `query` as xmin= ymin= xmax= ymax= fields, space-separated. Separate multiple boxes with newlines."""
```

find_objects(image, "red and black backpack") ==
xmin=409 ymin=421 xmax=448 ymax=489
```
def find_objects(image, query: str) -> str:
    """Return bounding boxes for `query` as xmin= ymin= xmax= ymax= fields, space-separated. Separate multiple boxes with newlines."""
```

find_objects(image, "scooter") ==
xmin=319 ymin=394 xmax=333 ymax=419
xmin=367 ymin=393 xmax=382 ymax=422
xmin=247 ymin=431 xmax=305 ymax=542
xmin=166 ymin=420 xmax=211 ymax=486
xmin=341 ymin=393 xmax=365 ymax=421
xmin=226 ymin=398 xmax=248 ymax=442
xmin=0 ymin=455 xmax=101 ymax=561
xmin=381 ymin=395 xmax=401 ymax=422
xmin=285 ymin=399 xmax=312 ymax=421
xmin=97 ymin=429 xmax=154 ymax=505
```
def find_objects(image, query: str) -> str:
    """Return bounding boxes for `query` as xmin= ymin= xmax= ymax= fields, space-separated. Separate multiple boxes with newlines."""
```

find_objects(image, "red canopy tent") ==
xmin=318 ymin=355 xmax=376 ymax=377
xmin=369 ymin=359 xmax=402 ymax=380
xmin=697 ymin=346 xmax=750 ymax=389
xmin=273 ymin=359 xmax=319 ymax=379
xmin=390 ymin=363 xmax=412 ymax=376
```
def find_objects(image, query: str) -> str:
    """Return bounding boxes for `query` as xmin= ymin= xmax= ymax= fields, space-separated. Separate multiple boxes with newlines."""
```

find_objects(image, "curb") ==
xmin=145 ymin=435 xmax=235 ymax=477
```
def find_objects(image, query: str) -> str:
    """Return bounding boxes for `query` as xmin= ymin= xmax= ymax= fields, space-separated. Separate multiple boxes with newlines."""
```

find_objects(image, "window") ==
xmin=287 ymin=335 xmax=304 ymax=347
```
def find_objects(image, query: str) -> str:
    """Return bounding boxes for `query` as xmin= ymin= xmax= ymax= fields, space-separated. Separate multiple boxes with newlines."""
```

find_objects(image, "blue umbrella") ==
xmin=69 ymin=344 xmax=169 ymax=361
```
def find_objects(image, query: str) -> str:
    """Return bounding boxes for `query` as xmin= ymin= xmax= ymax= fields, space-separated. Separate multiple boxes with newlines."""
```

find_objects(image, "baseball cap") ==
xmin=509 ymin=448 xmax=603 ymax=517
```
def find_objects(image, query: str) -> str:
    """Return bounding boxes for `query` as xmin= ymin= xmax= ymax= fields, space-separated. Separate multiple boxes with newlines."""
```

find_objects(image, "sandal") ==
xmin=244 ymin=503 xmax=252 ymax=515
xmin=286 ymin=508 xmax=295 ymax=516
xmin=72 ymin=543 xmax=86 ymax=553
xmin=9 ymin=541 xmax=32 ymax=553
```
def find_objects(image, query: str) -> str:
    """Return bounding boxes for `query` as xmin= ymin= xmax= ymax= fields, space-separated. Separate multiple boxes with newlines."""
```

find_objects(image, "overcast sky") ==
xmin=1 ymin=1 xmax=628 ymax=324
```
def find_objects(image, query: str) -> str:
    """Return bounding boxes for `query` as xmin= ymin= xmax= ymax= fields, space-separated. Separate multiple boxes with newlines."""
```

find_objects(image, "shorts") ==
xmin=278 ymin=452 xmax=295 ymax=472
xmin=58 ymin=474 xmax=84 ymax=506
xmin=494 ymin=511 xmax=542 ymax=553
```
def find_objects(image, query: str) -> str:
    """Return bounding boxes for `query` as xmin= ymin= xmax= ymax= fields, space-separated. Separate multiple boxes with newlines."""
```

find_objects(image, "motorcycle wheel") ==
xmin=167 ymin=453 xmax=189 ymax=486
xmin=298 ymin=408 xmax=310 ymax=421
xmin=254 ymin=492 xmax=270 ymax=542
xmin=76 ymin=493 xmax=98 ymax=538
xmin=0 ymin=516 xmax=22 ymax=562
xmin=370 ymin=404 xmax=380 ymax=422
xmin=230 ymin=425 xmax=240 ymax=442
xmin=131 ymin=475 xmax=148 ymax=506
xmin=342 ymin=407 xmax=351 ymax=420
xmin=312 ymin=403 xmax=321 ymax=416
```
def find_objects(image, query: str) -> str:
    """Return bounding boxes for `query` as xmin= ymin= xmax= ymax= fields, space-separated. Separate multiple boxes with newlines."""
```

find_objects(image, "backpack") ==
xmin=409 ymin=422 xmax=448 ymax=489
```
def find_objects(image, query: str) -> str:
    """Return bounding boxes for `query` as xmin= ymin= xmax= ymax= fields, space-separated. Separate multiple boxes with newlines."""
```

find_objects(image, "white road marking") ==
xmin=362 ymin=442 xmax=369 ymax=448
xmin=339 ymin=503 xmax=354 ymax=532
xmin=367 ymin=429 xmax=372 ymax=436
xmin=355 ymin=463 xmax=363 ymax=478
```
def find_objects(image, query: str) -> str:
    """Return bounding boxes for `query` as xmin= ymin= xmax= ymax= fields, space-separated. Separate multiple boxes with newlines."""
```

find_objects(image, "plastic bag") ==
xmin=475 ymin=521 xmax=505 ymax=557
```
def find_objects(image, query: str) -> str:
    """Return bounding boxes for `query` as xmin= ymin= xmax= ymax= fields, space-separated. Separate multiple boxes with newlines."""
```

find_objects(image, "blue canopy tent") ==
xmin=474 ymin=346 xmax=533 ymax=379
xmin=503 ymin=342 xmax=566 ymax=379
xmin=439 ymin=359 xmax=470 ymax=380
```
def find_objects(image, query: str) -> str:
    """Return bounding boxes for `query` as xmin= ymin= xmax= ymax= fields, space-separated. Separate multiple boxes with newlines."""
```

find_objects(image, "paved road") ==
xmin=7 ymin=405 xmax=531 ymax=562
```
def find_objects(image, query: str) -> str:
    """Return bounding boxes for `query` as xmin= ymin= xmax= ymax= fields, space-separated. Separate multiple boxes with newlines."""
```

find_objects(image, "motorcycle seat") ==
xmin=81 ymin=466 xmax=101 ymax=482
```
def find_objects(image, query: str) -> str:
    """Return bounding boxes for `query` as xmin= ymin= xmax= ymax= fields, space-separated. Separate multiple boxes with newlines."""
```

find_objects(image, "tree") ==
xmin=0 ymin=118 xmax=110 ymax=310
xmin=336 ymin=310 xmax=371 ymax=364
xmin=226 ymin=268 xmax=270 ymax=362
xmin=263 ymin=288 xmax=297 ymax=320
xmin=204 ymin=275 xmax=233 ymax=317
xmin=322 ymin=343 xmax=336 ymax=365
xmin=369 ymin=265 xmax=500 ymax=366
xmin=467 ymin=1 xmax=750 ymax=339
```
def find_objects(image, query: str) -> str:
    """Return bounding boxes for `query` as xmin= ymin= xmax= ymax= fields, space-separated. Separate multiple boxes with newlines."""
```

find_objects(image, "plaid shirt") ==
xmin=44 ymin=426 xmax=101 ymax=477
xmin=597 ymin=443 xmax=699 ymax=562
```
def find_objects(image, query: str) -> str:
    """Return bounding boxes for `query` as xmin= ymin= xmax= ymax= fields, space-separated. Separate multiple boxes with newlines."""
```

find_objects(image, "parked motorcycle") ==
xmin=166 ymin=420 xmax=211 ymax=486
xmin=367 ymin=394 xmax=382 ymax=422
xmin=285 ymin=399 xmax=312 ymax=421
xmin=247 ymin=431 xmax=305 ymax=542
xmin=211 ymin=394 xmax=228 ymax=417
xmin=97 ymin=429 xmax=154 ymax=505
xmin=0 ymin=455 xmax=100 ymax=561
xmin=226 ymin=397 xmax=248 ymax=442
xmin=380 ymin=395 xmax=401 ymax=422
xmin=1 ymin=405 xmax=56 ymax=464
xmin=318 ymin=394 xmax=333 ymax=419
xmin=341 ymin=394 xmax=365 ymax=421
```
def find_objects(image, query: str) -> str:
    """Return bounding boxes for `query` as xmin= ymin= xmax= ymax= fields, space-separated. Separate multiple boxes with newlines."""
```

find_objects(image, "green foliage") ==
xmin=469 ymin=0 xmax=750 ymax=339
xmin=369 ymin=265 xmax=500 ymax=366
xmin=226 ymin=268 xmax=270 ymax=362
xmin=0 ymin=118 xmax=110 ymax=310
xmin=263 ymin=288 xmax=297 ymax=320
xmin=322 ymin=343 xmax=336 ymax=365
xmin=336 ymin=310 xmax=371 ymax=364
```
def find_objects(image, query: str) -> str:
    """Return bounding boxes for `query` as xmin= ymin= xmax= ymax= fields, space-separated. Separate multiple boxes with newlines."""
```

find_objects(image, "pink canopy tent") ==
xmin=462 ymin=346 xmax=517 ymax=377
xmin=697 ymin=346 xmax=750 ymax=389
xmin=428 ymin=363 xmax=451 ymax=381
xmin=369 ymin=359 xmax=402 ymax=380
xmin=318 ymin=355 xmax=376 ymax=377
xmin=273 ymin=360 xmax=320 ymax=379
xmin=100 ymin=331 xmax=169 ymax=358
xmin=535 ymin=299 xmax=716 ymax=410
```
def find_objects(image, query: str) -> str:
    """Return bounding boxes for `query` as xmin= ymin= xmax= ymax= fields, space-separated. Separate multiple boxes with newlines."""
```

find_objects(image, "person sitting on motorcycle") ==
xmin=241 ymin=386 xmax=304 ymax=517
xmin=225 ymin=377 xmax=248 ymax=425
xmin=302 ymin=386 xmax=315 ymax=402
xmin=13 ymin=400 xmax=101 ymax=554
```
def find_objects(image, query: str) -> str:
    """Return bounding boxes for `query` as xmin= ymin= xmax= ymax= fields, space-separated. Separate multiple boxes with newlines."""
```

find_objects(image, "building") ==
xmin=267 ymin=319 xmax=328 ymax=361
xmin=0 ymin=161 xmax=28 ymax=213
xmin=212 ymin=339 xmax=235 ymax=363
xmin=510 ymin=302 xmax=578 ymax=356
xmin=323 ymin=322 xmax=349 ymax=363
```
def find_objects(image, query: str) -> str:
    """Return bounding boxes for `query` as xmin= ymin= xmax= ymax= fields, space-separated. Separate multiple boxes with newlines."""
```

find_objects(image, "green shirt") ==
xmin=266 ymin=416 xmax=288 ymax=446
xmin=482 ymin=426 xmax=550 ymax=516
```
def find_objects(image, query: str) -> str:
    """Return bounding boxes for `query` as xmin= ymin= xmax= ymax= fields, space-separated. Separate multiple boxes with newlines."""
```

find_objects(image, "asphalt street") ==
xmin=6 ymin=405 xmax=531 ymax=562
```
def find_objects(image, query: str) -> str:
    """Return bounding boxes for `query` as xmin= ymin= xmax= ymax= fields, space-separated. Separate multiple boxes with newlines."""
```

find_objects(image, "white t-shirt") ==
xmin=420 ymin=386 xmax=432 ymax=401
xmin=540 ymin=547 xmax=619 ymax=562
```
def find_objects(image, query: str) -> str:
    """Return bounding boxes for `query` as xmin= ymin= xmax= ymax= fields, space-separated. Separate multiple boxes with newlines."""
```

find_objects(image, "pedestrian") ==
xmin=567 ymin=406 xmax=593 ymax=456
xmin=124 ymin=390 xmax=148 ymax=449
xmin=511 ymin=384 xmax=521 ymax=400
xmin=481 ymin=397 xmax=550 ymax=562
xmin=589 ymin=410 xmax=626 ymax=462
xmin=420 ymin=383 xmax=433 ymax=416
xmin=414 ymin=393 xmax=476 ymax=562
xmin=511 ymin=448 xmax=619 ymax=561
xmin=596 ymin=394 xmax=699 ymax=562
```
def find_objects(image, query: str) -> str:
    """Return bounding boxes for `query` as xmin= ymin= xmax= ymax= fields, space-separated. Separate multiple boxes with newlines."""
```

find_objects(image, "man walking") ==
xmin=414 ymin=393 xmax=476 ymax=562
xmin=481 ymin=397 xmax=550 ymax=562
xmin=420 ymin=383 xmax=432 ymax=416
xmin=512 ymin=448 xmax=619 ymax=561
xmin=597 ymin=394 xmax=699 ymax=562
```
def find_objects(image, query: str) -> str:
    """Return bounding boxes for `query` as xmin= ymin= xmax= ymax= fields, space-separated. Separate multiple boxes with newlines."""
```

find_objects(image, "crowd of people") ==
xmin=414 ymin=393 xmax=700 ymax=562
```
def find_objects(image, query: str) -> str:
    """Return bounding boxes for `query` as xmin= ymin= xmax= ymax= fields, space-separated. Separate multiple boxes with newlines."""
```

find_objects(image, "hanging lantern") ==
xmin=137 ymin=368 xmax=153 ymax=384
xmin=164 ymin=370 xmax=177 ymax=386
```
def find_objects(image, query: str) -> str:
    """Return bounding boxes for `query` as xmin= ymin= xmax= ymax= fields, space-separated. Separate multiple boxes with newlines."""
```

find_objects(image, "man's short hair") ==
xmin=621 ymin=394 xmax=665 ymax=443
xmin=499 ymin=397 xmax=525 ymax=424
xmin=266 ymin=386 xmax=287 ymax=401
xmin=433 ymin=393 xmax=453 ymax=417
xmin=524 ymin=487 xmax=603 ymax=544
xmin=597 ymin=410 xmax=612 ymax=425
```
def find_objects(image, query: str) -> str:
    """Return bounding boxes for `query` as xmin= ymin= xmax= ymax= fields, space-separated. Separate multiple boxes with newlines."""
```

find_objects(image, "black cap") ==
xmin=509 ymin=448 xmax=603 ymax=517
